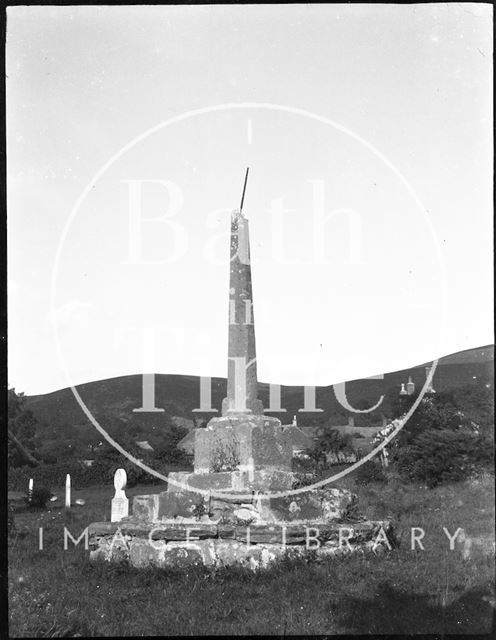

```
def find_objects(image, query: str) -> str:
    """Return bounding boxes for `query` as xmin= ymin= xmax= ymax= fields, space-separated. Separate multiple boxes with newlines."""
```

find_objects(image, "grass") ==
xmin=8 ymin=473 xmax=495 ymax=636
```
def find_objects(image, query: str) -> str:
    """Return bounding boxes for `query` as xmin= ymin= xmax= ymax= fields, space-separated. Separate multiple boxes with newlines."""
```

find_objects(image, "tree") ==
xmin=307 ymin=426 xmax=355 ymax=468
xmin=8 ymin=388 xmax=39 ymax=467
xmin=8 ymin=429 xmax=39 ymax=467
xmin=391 ymin=391 xmax=493 ymax=486
xmin=150 ymin=424 xmax=188 ymax=464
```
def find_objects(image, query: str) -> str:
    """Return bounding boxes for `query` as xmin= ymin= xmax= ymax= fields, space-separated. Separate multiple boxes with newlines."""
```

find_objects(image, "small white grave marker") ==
xmin=248 ymin=456 xmax=254 ymax=482
xmin=111 ymin=468 xmax=129 ymax=522
xmin=65 ymin=474 xmax=71 ymax=509
xmin=28 ymin=478 xmax=33 ymax=498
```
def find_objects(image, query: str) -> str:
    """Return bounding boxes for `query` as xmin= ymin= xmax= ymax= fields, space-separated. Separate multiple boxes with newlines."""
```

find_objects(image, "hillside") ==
xmin=24 ymin=346 xmax=493 ymax=446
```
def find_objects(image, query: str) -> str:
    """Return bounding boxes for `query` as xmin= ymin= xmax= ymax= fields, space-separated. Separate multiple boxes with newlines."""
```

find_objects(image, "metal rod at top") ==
xmin=239 ymin=167 xmax=250 ymax=213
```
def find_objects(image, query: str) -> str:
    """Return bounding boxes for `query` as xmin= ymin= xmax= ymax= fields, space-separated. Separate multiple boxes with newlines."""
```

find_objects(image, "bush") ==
xmin=388 ymin=390 xmax=494 ymax=488
xmin=393 ymin=429 xmax=493 ymax=488
xmin=308 ymin=428 xmax=357 ymax=468
xmin=354 ymin=460 xmax=387 ymax=486
xmin=25 ymin=486 xmax=52 ymax=509
xmin=292 ymin=471 xmax=322 ymax=489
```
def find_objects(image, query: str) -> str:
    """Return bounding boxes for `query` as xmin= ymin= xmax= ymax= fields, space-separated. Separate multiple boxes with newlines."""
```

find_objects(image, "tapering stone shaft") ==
xmin=221 ymin=209 xmax=263 ymax=415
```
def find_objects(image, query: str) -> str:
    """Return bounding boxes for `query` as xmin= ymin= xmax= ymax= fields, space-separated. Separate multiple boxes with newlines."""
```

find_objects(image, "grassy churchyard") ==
xmin=8 ymin=472 xmax=495 ymax=637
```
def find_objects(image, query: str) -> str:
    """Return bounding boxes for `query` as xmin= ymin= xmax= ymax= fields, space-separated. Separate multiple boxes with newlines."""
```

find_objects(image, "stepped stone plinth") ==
xmin=88 ymin=197 xmax=395 ymax=570
xmin=89 ymin=516 xmax=395 ymax=570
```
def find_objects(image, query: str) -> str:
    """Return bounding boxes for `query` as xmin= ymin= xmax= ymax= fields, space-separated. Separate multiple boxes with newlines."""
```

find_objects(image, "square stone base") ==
xmin=194 ymin=414 xmax=293 ymax=474
xmin=132 ymin=483 xmax=359 ymax=524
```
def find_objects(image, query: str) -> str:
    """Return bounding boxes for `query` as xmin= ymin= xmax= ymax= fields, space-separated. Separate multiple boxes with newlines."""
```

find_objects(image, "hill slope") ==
xmin=25 ymin=346 xmax=493 ymax=439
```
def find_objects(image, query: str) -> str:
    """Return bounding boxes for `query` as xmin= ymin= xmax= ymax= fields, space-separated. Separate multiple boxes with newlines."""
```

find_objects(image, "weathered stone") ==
xmin=243 ymin=525 xmax=306 ymax=545
xmin=235 ymin=524 xmax=288 ymax=544
xmin=221 ymin=208 xmax=260 ymax=417
xmin=168 ymin=468 xmax=294 ymax=496
xmin=210 ymin=498 xmax=236 ymax=522
xmin=213 ymin=540 xmax=265 ymax=568
xmin=88 ymin=520 xmax=154 ymax=538
xmin=233 ymin=469 xmax=295 ymax=492
xmin=168 ymin=471 xmax=233 ymax=493
xmin=165 ymin=540 xmax=217 ymax=568
xmin=161 ymin=544 xmax=204 ymax=569
xmin=193 ymin=429 xmax=211 ymax=474
xmin=133 ymin=494 xmax=159 ymax=521
xmin=149 ymin=522 xmax=219 ymax=540
xmin=213 ymin=541 xmax=295 ymax=570
xmin=88 ymin=519 xmax=218 ymax=541
xmin=218 ymin=524 xmax=236 ymax=539
xmin=260 ymin=488 xmax=358 ymax=523
xmin=129 ymin=539 xmax=165 ymax=568
xmin=251 ymin=424 xmax=292 ymax=469
xmin=193 ymin=415 xmax=293 ymax=475
xmin=93 ymin=529 xmax=131 ymax=562
xmin=158 ymin=491 xmax=207 ymax=519
xmin=233 ymin=506 xmax=261 ymax=524
xmin=88 ymin=517 xmax=395 ymax=569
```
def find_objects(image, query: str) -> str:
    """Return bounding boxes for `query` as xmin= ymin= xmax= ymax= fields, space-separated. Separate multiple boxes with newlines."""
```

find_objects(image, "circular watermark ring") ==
xmin=50 ymin=102 xmax=447 ymax=500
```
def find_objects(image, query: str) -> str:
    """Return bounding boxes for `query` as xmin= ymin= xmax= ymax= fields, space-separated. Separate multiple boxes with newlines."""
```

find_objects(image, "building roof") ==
xmin=177 ymin=430 xmax=196 ymax=454
xmin=172 ymin=416 xmax=195 ymax=431
xmin=282 ymin=425 xmax=315 ymax=451
xmin=135 ymin=440 xmax=154 ymax=451
xmin=297 ymin=426 xmax=322 ymax=440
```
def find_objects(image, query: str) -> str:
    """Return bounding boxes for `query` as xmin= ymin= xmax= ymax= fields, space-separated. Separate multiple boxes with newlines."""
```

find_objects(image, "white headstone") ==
xmin=254 ymin=491 xmax=263 ymax=513
xmin=381 ymin=447 xmax=389 ymax=468
xmin=28 ymin=478 xmax=33 ymax=495
xmin=111 ymin=468 xmax=129 ymax=522
xmin=247 ymin=456 xmax=254 ymax=482
xmin=65 ymin=474 xmax=71 ymax=508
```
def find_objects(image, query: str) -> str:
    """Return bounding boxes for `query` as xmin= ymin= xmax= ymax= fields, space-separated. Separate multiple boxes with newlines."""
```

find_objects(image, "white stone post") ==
xmin=248 ymin=456 xmax=254 ymax=482
xmin=111 ymin=468 xmax=129 ymax=522
xmin=65 ymin=474 xmax=71 ymax=509
xmin=381 ymin=447 xmax=389 ymax=468
xmin=28 ymin=478 xmax=33 ymax=503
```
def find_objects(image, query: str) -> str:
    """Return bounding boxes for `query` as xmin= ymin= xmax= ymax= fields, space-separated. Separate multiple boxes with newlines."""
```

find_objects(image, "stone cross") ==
xmin=111 ymin=468 xmax=129 ymax=522
xmin=221 ymin=206 xmax=263 ymax=416
xmin=183 ymin=184 xmax=294 ymax=486
xmin=65 ymin=474 xmax=71 ymax=508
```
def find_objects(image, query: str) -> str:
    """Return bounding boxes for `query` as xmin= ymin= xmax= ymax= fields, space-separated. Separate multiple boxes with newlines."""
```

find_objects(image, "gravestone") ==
xmin=111 ymin=468 xmax=129 ymax=522
xmin=65 ymin=474 xmax=71 ymax=509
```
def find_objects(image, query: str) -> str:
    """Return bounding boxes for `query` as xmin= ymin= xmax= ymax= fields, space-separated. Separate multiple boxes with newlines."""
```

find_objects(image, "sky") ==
xmin=7 ymin=4 xmax=493 ymax=395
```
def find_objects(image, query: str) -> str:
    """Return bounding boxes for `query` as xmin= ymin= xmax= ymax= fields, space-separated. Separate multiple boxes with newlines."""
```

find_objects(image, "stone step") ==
xmin=89 ymin=520 xmax=395 ymax=570
xmin=133 ymin=485 xmax=360 ymax=525
xmin=89 ymin=518 xmax=392 ymax=546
